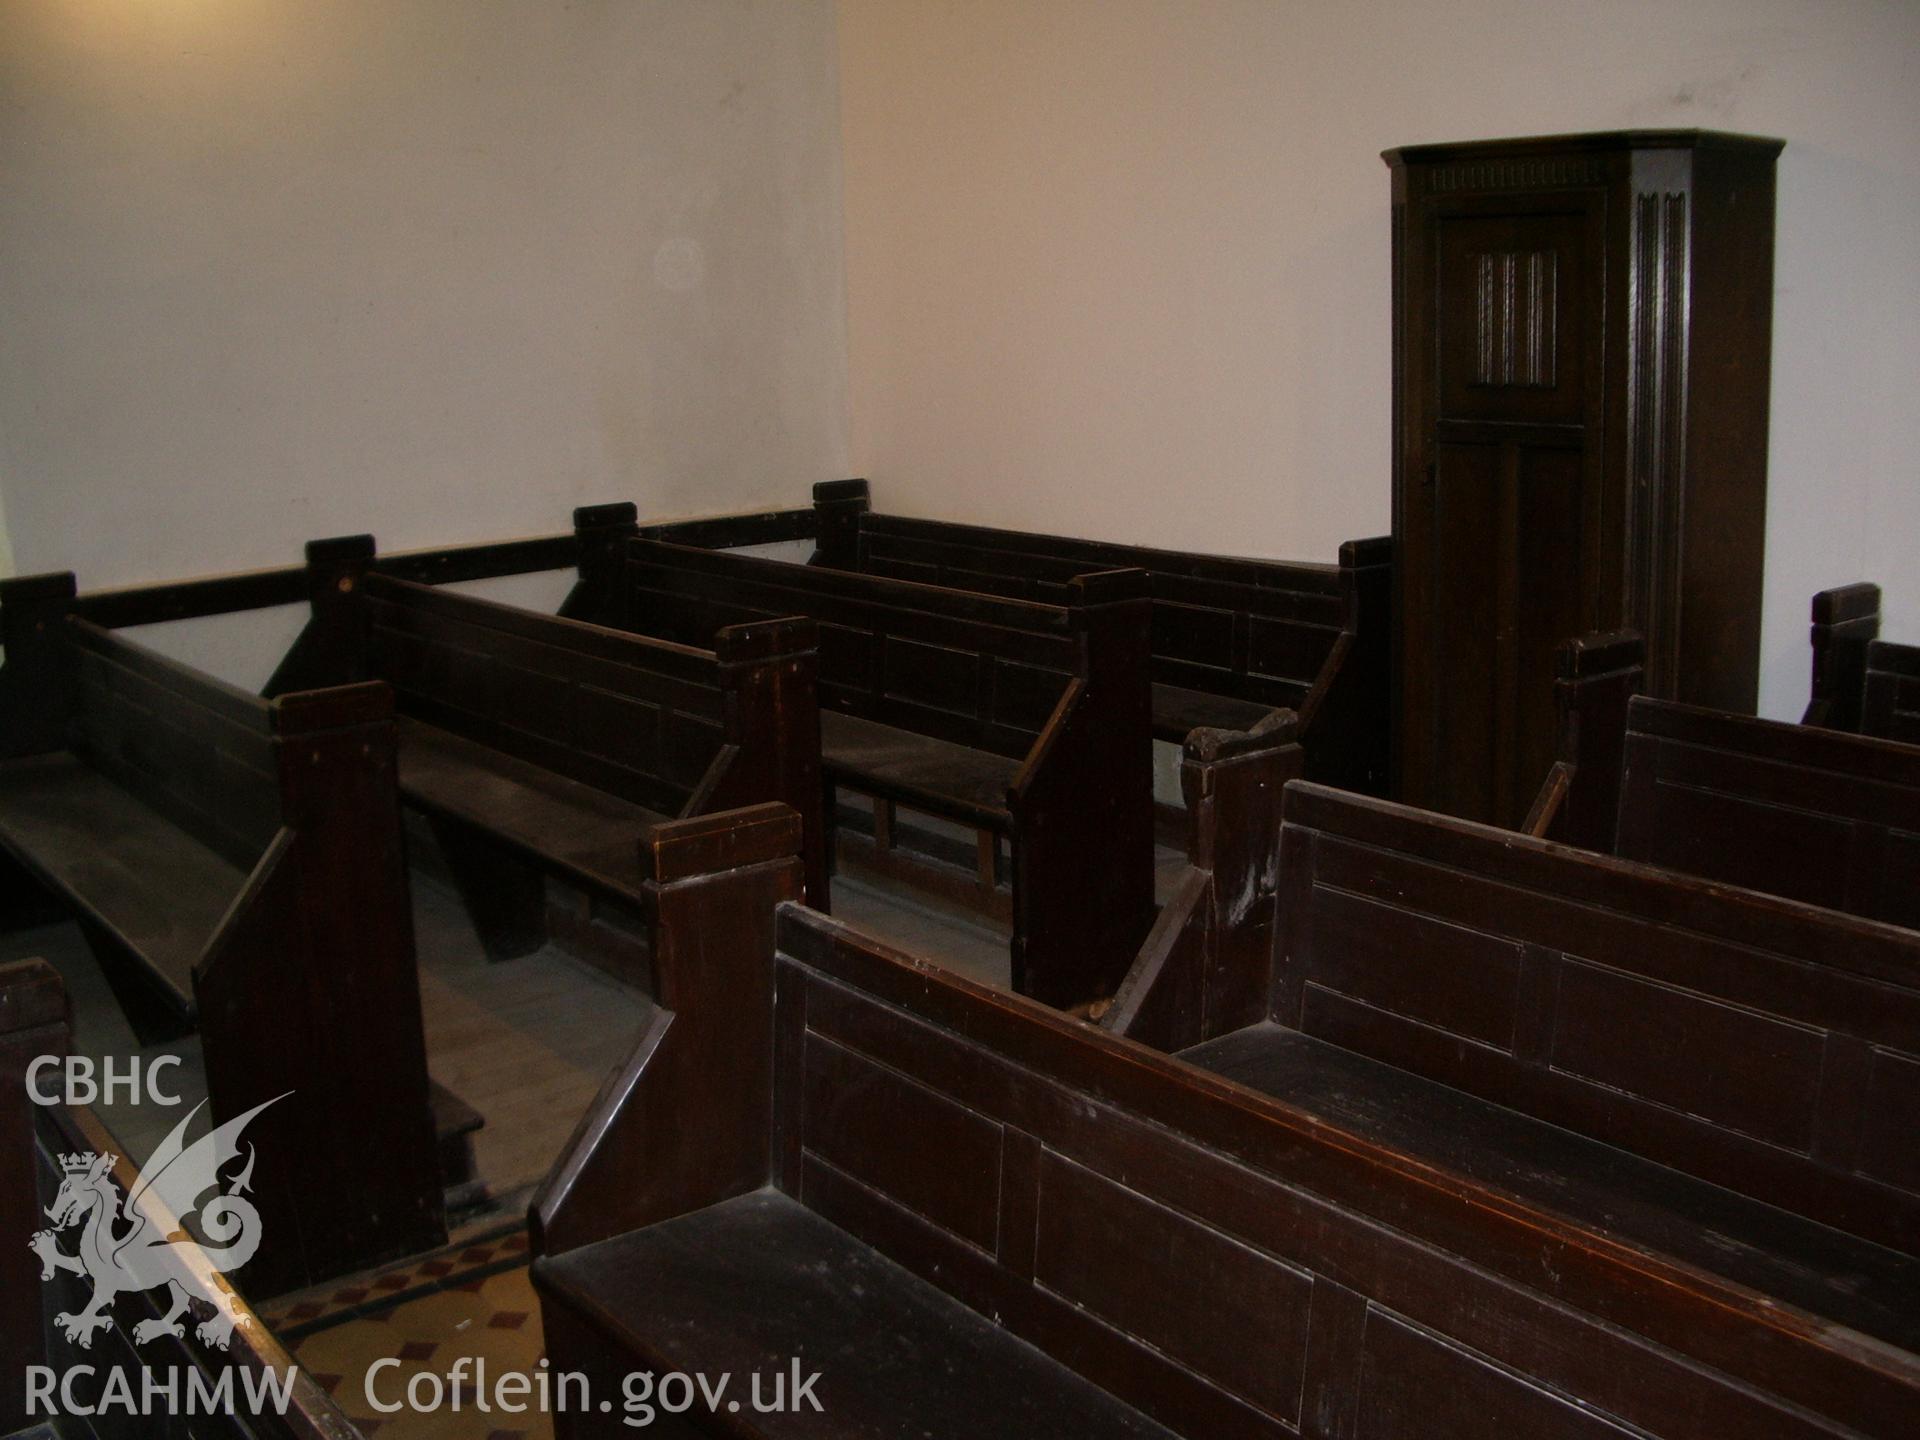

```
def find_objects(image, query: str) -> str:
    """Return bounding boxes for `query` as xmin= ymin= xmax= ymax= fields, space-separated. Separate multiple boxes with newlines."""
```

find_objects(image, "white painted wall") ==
xmin=837 ymin=0 xmax=1920 ymax=719
xmin=0 ymin=0 xmax=849 ymax=592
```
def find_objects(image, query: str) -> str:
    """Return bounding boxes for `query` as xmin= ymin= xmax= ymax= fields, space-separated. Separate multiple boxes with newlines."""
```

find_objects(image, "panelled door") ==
xmin=1397 ymin=192 xmax=1611 ymax=827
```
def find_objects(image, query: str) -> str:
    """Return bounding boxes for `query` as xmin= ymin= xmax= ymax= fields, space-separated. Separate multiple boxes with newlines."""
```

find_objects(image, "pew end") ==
xmin=1102 ymin=710 xmax=1302 ymax=1050
xmin=1805 ymin=582 xmax=1882 ymax=730
xmin=530 ymin=804 xmax=805 ymax=1259
xmin=1528 ymin=628 xmax=1645 ymax=850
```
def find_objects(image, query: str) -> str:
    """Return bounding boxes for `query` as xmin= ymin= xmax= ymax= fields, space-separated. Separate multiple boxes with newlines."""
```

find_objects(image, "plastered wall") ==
xmin=0 ymin=1 xmax=849 ymax=593
xmin=837 ymin=0 xmax=1920 ymax=717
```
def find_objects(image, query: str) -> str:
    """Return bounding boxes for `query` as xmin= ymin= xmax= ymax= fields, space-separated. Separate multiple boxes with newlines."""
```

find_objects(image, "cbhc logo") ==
xmin=28 ymin=1056 xmax=184 ymax=1107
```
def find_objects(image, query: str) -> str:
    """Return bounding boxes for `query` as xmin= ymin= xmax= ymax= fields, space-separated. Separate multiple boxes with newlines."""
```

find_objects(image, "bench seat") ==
xmin=535 ymin=1189 xmax=1176 ymax=1439
xmin=0 ymin=752 xmax=247 ymax=1024
xmin=820 ymin=711 xmax=1019 ymax=831
xmin=396 ymin=719 xmax=669 ymax=902
xmin=1150 ymin=683 xmax=1280 ymax=742
xmin=1182 ymin=1022 xmax=1920 ymax=1352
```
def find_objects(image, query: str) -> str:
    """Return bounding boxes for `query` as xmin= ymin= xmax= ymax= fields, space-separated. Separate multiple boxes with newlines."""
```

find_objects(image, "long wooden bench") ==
xmin=1535 ymin=629 xmax=1920 ymax=931
xmin=2 ymin=959 xmax=361 ymax=1436
xmin=273 ymin=539 xmax=828 ymax=959
xmin=638 ymin=478 xmax=1392 ymax=791
xmin=0 ymin=574 xmax=446 ymax=1299
xmin=533 ymin=786 xmax=1920 ymax=1439
xmin=609 ymin=535 xmax=1156 ymax=1008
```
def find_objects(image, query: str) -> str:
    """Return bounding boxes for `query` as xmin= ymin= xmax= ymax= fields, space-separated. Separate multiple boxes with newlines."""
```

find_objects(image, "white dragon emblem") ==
xmin=29 ymin=1095 xmax=284 ymax=1351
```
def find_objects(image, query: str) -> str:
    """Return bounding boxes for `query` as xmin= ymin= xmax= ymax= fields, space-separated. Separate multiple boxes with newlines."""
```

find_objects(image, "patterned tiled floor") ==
xmin=259 ymin=1227 xmax=531 ymax=1338
xmin=281 ymin=1258 xmax=549 ymax=1439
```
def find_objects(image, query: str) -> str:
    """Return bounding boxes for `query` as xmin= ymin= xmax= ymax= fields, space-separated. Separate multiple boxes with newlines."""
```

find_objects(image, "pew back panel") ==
xmin=853 ymin=512 xmax=1351 ymax=707
xmin=642 ymin=901 xmax=1920 ymax=1436
xmin=1865 ymin=639 xmax=1920 ymax=747
xmin=1613 ymin=693 xmax=1920 ymax=931
xmin=359 ymin=570 xmax=827 ymax=910
xmin=1275 ymin=781 xmax=1920 ymax=1259
xmin=626 ymin=537 xmax=1082 ymax=759
xmin=366 ymin=572 xmax=726 ymax=817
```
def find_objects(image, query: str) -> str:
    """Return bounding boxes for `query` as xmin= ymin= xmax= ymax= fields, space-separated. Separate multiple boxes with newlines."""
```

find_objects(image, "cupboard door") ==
xmin=1401 ymin=199 xmax=1606 ymax=827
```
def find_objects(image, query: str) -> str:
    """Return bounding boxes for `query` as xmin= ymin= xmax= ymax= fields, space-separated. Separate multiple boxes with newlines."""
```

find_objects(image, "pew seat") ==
xmin=1148 ymin=683 xmax=1274 ymax=742
xmin=539 ymin=1189 xmax=1174 ymax=1440
xmin=397 ymin=719 xmax=670 ymax=900
xmin=0 ymin=752 xmax=246 ymax=1025
xmin=820 ymin=711 xmax=1019 ymax=832
xmin=0 ymin=589 xmax=449 ymax=1294
xmin=1184 ymin=1023 xmax=1920 ymax=1351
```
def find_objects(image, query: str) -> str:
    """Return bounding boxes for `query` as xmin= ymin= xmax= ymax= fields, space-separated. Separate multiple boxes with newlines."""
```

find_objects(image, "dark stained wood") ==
xmin=658 ymin=479 xmax=1392 ymax=792
xmin=303 ymin=567 xmax=829 ymax=938
xmin=1797 ymin=584 xmax=1920 ymax=748
xmin=1102 ymin=712 xmax=1303 ymax=1051
xmin=1804 ymin=582 xmax=1882 ymax=730
xmin=633 ymin=503 xmax=817 ymax=555
xmin=1865 ymin=639 xmax=1920 ymax=747
xmin=821 ymin=711 xmax=1018 ymax=828
xmin=530 ymin=804 xmax=804 ymax=1258
xmin=1609 ymin=693 xmax=1920 ymax=930
xmin=12 ymin=1043 xmax=364 ymax=1438
xmin=72 ymin=564 xmax=310 ymax=632
xmin=0 ymin=572 xmax=79 ymax=760
xmin=1274 ymin=782 xmax=1920 ymax=1255
xmin=0 ymin=600 xmax=447 ymax=1297
xmin=190 ymin=678 xmax=446 ymax=1298
xmin=1 ymin=959 xmax=65 ymax=1433
xmin=1538 ymin=628 xmax=1643 ymax=850
xmin=619 ymin=537 xmax=1155 ymax=1009
xmin=561 ymin=502 xmax=642 ymax=625
xmin=1389 ymin=131 xmax=1782 ymax=827
xmin=537 ymin=1193 xmax=1177 ymax=1440
xmin=1190 ymin=1021 xmax=1919 ymax=1348
xmin=533 ymin=789 xmax=1920 ymax=1437
xmin=1543 ymin=627 xmax=1920 ymax=932
xmin=0 ymin=755 xmax=247 ymax=1029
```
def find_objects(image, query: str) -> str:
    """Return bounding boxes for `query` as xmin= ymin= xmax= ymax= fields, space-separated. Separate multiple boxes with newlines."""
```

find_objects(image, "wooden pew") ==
xmin=1541 ymin=629 xmax=1920 ymax=930
xmin=532 ymin=787 xmax=1920 ymax=1439
xmin=1800 ymin=582 xmax=1920 ymax=747
xmin=1803 ymin=582 xmax=1884 ymax=732
xmin=0 ymin=576 xmax=445 ymax=1298
xmin=275 ymin=537 xmax=828 ymax=956
xmin=1 ymin=958 xmax=359 ymax=1437
xmin=638 ymin=479 xmax=1393 ymax=793
xmin=1866 ymin=640 xmax=1920 ymax=745
xmin=1098 ymin=711 xmax=1303 ymax=1050
xmin=613 ymin=535 xmax=1155 ymax=1009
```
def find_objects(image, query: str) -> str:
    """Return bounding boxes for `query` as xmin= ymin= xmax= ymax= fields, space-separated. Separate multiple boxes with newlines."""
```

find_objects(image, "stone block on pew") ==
xmin=533 ymin=784 xmax=1920 ymax=1438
